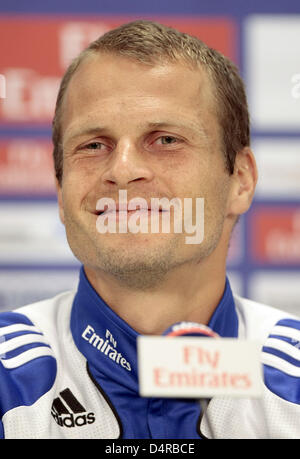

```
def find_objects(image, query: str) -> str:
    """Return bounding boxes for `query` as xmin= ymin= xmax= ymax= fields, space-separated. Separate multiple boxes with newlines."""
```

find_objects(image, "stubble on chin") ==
xmin=89 ymin=239 xmax=181 ymax=291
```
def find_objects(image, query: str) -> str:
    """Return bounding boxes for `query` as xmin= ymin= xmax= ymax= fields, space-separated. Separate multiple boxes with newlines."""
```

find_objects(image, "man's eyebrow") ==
xmin=146 ymin=120 xmax=208 ymax=137
xmin=64 ymin=126 xmax=106 ymax=144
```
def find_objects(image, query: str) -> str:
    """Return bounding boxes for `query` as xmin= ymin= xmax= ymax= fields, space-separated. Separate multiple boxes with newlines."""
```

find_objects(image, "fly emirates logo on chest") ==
xmin=81 ymin=325 xmax=131 ymax=372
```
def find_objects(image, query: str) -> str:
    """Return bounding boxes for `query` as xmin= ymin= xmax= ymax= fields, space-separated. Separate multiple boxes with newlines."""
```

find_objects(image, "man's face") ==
xmin=57 ymin=52 xmax=233 ymax=288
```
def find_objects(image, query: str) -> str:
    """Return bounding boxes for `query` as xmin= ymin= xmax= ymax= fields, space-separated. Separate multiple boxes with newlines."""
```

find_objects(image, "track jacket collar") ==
xmin=71 ymin=266 xmax=238 ymax=392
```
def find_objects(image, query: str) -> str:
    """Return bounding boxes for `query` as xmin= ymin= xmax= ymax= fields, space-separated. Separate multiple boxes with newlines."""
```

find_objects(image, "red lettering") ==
xmin=153 ymin=368 xmax=168 ymax=387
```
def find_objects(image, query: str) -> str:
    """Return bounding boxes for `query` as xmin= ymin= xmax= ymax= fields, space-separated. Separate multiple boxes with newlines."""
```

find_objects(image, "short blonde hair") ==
xmin=52 ymin=20 xmax=250 ymax=183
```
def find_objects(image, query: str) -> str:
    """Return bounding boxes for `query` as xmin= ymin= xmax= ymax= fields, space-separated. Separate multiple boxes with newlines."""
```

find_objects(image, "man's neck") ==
xmin=84 ymin=256 xmax=227 ymax=335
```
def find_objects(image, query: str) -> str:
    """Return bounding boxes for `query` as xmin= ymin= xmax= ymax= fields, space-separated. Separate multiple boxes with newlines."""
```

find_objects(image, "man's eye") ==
xmin=158 ymin=136 xmax=178 ymax=145
xmin=84 ymin=142 xmax=103 ymax=149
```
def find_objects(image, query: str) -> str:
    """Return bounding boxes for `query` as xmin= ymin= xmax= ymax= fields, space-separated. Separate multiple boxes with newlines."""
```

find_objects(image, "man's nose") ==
xmin=101 ymin=138 xmax=154 ymax=188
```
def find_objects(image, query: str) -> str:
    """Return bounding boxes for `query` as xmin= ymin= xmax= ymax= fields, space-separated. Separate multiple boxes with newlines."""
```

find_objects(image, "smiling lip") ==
xmin=94 ymin=208 xmax=166 ymax=224
xmin=95 ymin=208 xmax=166 ymax=217
xmin=95 ymin=202 xmax=169 ymax=215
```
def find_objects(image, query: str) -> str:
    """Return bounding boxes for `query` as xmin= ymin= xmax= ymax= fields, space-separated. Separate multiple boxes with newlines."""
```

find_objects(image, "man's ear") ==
xmin=226 ymin=147 xmax=258 ymax=218
xmin=55 ymin=178 xmax=65 ymax=225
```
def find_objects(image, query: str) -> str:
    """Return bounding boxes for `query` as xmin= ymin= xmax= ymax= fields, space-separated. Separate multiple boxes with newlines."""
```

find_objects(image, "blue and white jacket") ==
xmin=0 ymin=266 xmax=300 ymax=439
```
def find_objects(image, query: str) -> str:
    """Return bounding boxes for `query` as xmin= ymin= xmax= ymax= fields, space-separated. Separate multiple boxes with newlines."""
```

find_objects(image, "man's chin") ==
xmin=86 ymin=235 xmax=182 ymax=290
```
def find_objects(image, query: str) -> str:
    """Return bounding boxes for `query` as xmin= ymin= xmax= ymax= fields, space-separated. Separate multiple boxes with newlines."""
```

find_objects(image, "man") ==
xmin=0 ymin=20 xmax=299 ymax=439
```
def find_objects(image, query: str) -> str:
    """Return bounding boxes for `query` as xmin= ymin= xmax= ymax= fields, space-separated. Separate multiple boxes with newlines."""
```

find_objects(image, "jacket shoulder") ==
xmin=0 ymin=291 xmax=75 ymax=417
xmin=234 ymin=294 xmax=300 ymax=404
xmin=233 ymin=294 xmax=299 ymax=340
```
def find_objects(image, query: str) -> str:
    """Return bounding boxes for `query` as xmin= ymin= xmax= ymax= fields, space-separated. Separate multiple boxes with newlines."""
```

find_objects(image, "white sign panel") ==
xmin=249 ymin=271 xmax=300 ymax=317
xmin=0 ymin=269 xmax=79 ymax=312
xmin=245 ymin=15 xmax=300 ymax=130
xmin=0 ymin=202 xmax=78 ymax=264
xmin=138 ymin=336 xmax=263 ymax=398
xmin=253 ymin=139 xmax=300 ymax=199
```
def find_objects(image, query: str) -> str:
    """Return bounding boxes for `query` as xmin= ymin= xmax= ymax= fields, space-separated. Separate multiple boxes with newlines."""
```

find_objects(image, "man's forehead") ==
xmin=61 ymin=51 xmax=217 ymax=135
xmin=67 ymin=51 xmax=212 ymax=94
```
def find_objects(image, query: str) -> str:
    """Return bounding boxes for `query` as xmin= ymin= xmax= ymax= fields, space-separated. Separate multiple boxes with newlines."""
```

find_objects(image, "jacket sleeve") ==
xmin=0 ymin=310 xmax=57 ymax=438
xmin=262 ymin=317 xmax=300 ymax=404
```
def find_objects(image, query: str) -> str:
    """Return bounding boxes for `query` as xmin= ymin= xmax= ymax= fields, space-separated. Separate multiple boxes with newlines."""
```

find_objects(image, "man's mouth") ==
xmin=95 ymin=202 xmax=167 ymax=216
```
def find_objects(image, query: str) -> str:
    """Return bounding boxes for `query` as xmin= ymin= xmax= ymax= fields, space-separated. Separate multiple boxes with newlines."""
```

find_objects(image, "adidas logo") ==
xmin=51 ymin=388 xmax=95 ymax=428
